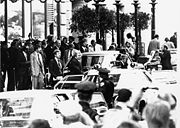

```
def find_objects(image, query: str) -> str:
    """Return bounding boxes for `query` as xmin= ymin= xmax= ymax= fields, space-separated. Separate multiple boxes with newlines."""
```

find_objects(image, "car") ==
xmin=0 ymin=90 xmax=75 ymax=128
xmin=81 ymin=51 xmax=120 ymax=71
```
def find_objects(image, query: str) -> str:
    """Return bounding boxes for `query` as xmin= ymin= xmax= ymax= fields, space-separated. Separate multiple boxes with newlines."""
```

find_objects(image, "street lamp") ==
xmin=0 ymin=0 xmax=19 ymax=43
xmin=25 ymin=0 xmax=33 ymax=39
xmin=92 ymin=0 xmax=105 ymax=42
xmin=150 ymin=0 xmax=157 ymax=39
xmin=114 ymin=0 xmax=124 ymax=49
xmin=132 ymin=0 xmax=139 ymax=61
xmin=54 ymin=0 xmax=61 ymax=40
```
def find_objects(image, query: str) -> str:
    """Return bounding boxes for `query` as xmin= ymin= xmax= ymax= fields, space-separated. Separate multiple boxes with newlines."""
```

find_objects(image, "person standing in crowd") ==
xmin=75 ymin=81 xmax=101 ymax=123
xmin=80 ymin=38 xmax=89 ymax=53
xmin=1 ymin=41 xmax=9 ymax=91
xmin=30 ymin=44 xmax=45 ymax=89
xmin=67 ymin=50 xmax=82 ymax=75
xmin=16 ymin=43 xmax=31 ymax=90
xmin=7 ymin=39 xmax=21 ymax=91
xmin=163 ymin=37 xmax=175 ymax=49
xmin=90 ymin=39 xmax=103 ymax=52
xmin=60 ymin=37 xmax=69 ymax=59
xmin=44 ymin=35 xmax=55 ymax=67
xmin=170 ymin=32 xmax=177 ymax=48
xmin=125 ymin=33 xmax=135 ymax=50
xmin=147 ymin=34 xmax=160 ymax=55
xmin=98 ymin=68 xmax=114 ymax=109
xmin=63 ymin=43 xmax=77 ymax=64
xmin=159 ymin=44 xmax=172 ymax=70
xmin=114 ymin=89 xmax=133 ymax=119
xmin=49 ymin=49 xmax=64 ymax=87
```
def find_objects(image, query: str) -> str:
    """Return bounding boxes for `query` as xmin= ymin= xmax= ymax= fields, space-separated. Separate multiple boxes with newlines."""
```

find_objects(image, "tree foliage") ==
xmin=70 ymin=5 xmax=97 ymax=34
xmin=130 ymin=12 xmax=150 ymax=30
xmin=70 ymin=5 xmax=115 ymax=36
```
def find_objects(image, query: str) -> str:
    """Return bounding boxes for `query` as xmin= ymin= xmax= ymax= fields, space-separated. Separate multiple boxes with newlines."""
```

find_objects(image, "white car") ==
xmin=0 ymin=90 xmax=75 ymax=128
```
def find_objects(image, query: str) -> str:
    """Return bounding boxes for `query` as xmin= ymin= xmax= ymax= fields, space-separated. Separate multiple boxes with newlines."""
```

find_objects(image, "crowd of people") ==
xmin=1 ymin=35 xmax=104 ymax=92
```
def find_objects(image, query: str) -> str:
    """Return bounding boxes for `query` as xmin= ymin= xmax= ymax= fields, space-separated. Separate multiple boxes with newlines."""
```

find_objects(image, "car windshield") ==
xmin=0 ymin=97 xmax=34 ymax=127
xmin=82 ymin=56 xmax=104 ymax=70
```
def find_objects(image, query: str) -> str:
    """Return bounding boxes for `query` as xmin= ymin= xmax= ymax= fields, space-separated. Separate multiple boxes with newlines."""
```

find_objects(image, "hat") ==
xmin=53 ymin=49 xmax=61 ymax=54
xmin=75 ymin=81 xmax=96 ymax=94
xmin=97 ymin=68 xmax=110 ymax=75
xmin=116 ymin=89 xmax=132 ymax=102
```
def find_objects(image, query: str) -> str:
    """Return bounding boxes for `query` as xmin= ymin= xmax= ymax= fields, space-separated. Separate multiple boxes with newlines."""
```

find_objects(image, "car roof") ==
xmin=0 ymin=89 xmax=77 ymax=98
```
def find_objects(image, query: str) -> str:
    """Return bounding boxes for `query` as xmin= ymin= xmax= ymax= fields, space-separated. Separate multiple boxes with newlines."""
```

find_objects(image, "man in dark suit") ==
xmin=16 ymin=44 xmax=31 ymax=90
xmin=49 ymin=49 xmax=64 ymax=87
xmin=7 ymin=39 xmax=20 ymax=91
xmin=159 ymin=45 xmax=172 ymax=70
xmin=67 ymin=50 xmax=82 ymax=75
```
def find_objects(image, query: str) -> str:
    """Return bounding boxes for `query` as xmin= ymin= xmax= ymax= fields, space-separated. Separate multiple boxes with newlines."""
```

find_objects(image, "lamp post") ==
xmin=150 ymin=0 xmax=157 ymax=39
xmin=92 ymin=0 xmax=105 ymax=42
xmin=132 ymin=0 xmax=139 ymax=61
xmin=0 ymin=0 xmax=18 ymax=43
xmin=114 ymin=0 xmax=123 ymax=49
xmin=55 ymin=0 xmax=61 ymax=40
xmin=25 ymin=0 xmax=33 ymax=38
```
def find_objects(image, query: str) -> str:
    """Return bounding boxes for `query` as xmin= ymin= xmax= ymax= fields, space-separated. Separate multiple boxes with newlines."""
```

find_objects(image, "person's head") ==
xmin=69 ymin=36 xmax=74 ymax=43
xmin=126 ymin=33 xmax=132 ymax=39
xmin=91 ymin=39 xmax=96 ymax=47
xmin=153 ymin=34 xmax=159 ymax=39
xmin=62 ymin=37 xmax=67 ymax=43
xmin=41 ymin=40 xmax=47 ymax=49
xmin=34 ymin=43 xmax=42 ymax=52
xmin=47 ymin=35 xmax=54 ymax=42
xmin=55 ymin=39 xmax=61 ymax=48
xmin=164 ymin=37 xmax=169 ymax=42
xmin=73 ymin=50 xmax=82 ymax=60
xmin=116 ymin=88 xmax=132 ymax=103
xmin=75 ymin=81 xmax=96 ymax=102
xmin=108 ymin=45 xmax=116 ymax=51
xmin=98 ymin=68 xmax=110 ymax=79
xmin=82 ymin=38 xmax=87 ymax=47
xmin=143 ymin=100 xmax=170 ymax=128
xmin=11 ymin=39 xmax=20 ymax=48
xmin=154 ymin=50 xmax=160 ymax=57
xmin=162 ymin=44 xmax=168 ymax=51
xmin=117 ymin=120 xmax=142 ymax=128
xmin=53 ymin=49 xmax=61 ymax=59
xmin=28 ymin=119 xmax=51 ymax=128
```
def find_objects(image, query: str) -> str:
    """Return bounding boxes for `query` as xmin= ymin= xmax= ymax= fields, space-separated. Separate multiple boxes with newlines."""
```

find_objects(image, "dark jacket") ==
xmin=67 ymin=56 xmax=82 ymax=75
xmin=79 ymin=101 xmax=98 ymax=122
xmin=159 ymin=50 xmax=172 ymax=70
xmin=49 ymin=58 xmax=64 ymax=80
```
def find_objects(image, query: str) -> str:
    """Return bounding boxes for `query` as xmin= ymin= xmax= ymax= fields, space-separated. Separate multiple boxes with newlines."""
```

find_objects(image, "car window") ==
xmin=66 ymin=75 xmax=83 ymax=81
xmin=82 ymin=56 xmax=104 ymax=69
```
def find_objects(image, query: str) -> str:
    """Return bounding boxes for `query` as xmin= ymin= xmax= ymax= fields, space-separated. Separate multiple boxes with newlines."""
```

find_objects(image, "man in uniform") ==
xmin=98 ymin=68 xmax=114 ymax=109
xmin=75 ymin=81 xmax=100 ymax=123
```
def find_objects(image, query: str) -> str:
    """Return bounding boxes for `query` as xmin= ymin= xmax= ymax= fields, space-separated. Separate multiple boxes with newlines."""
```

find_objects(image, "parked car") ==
xmin=81 ymin=51 xmax=120 ymax=71
xmin=0 ymin=90 xmax=75 ymax=128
